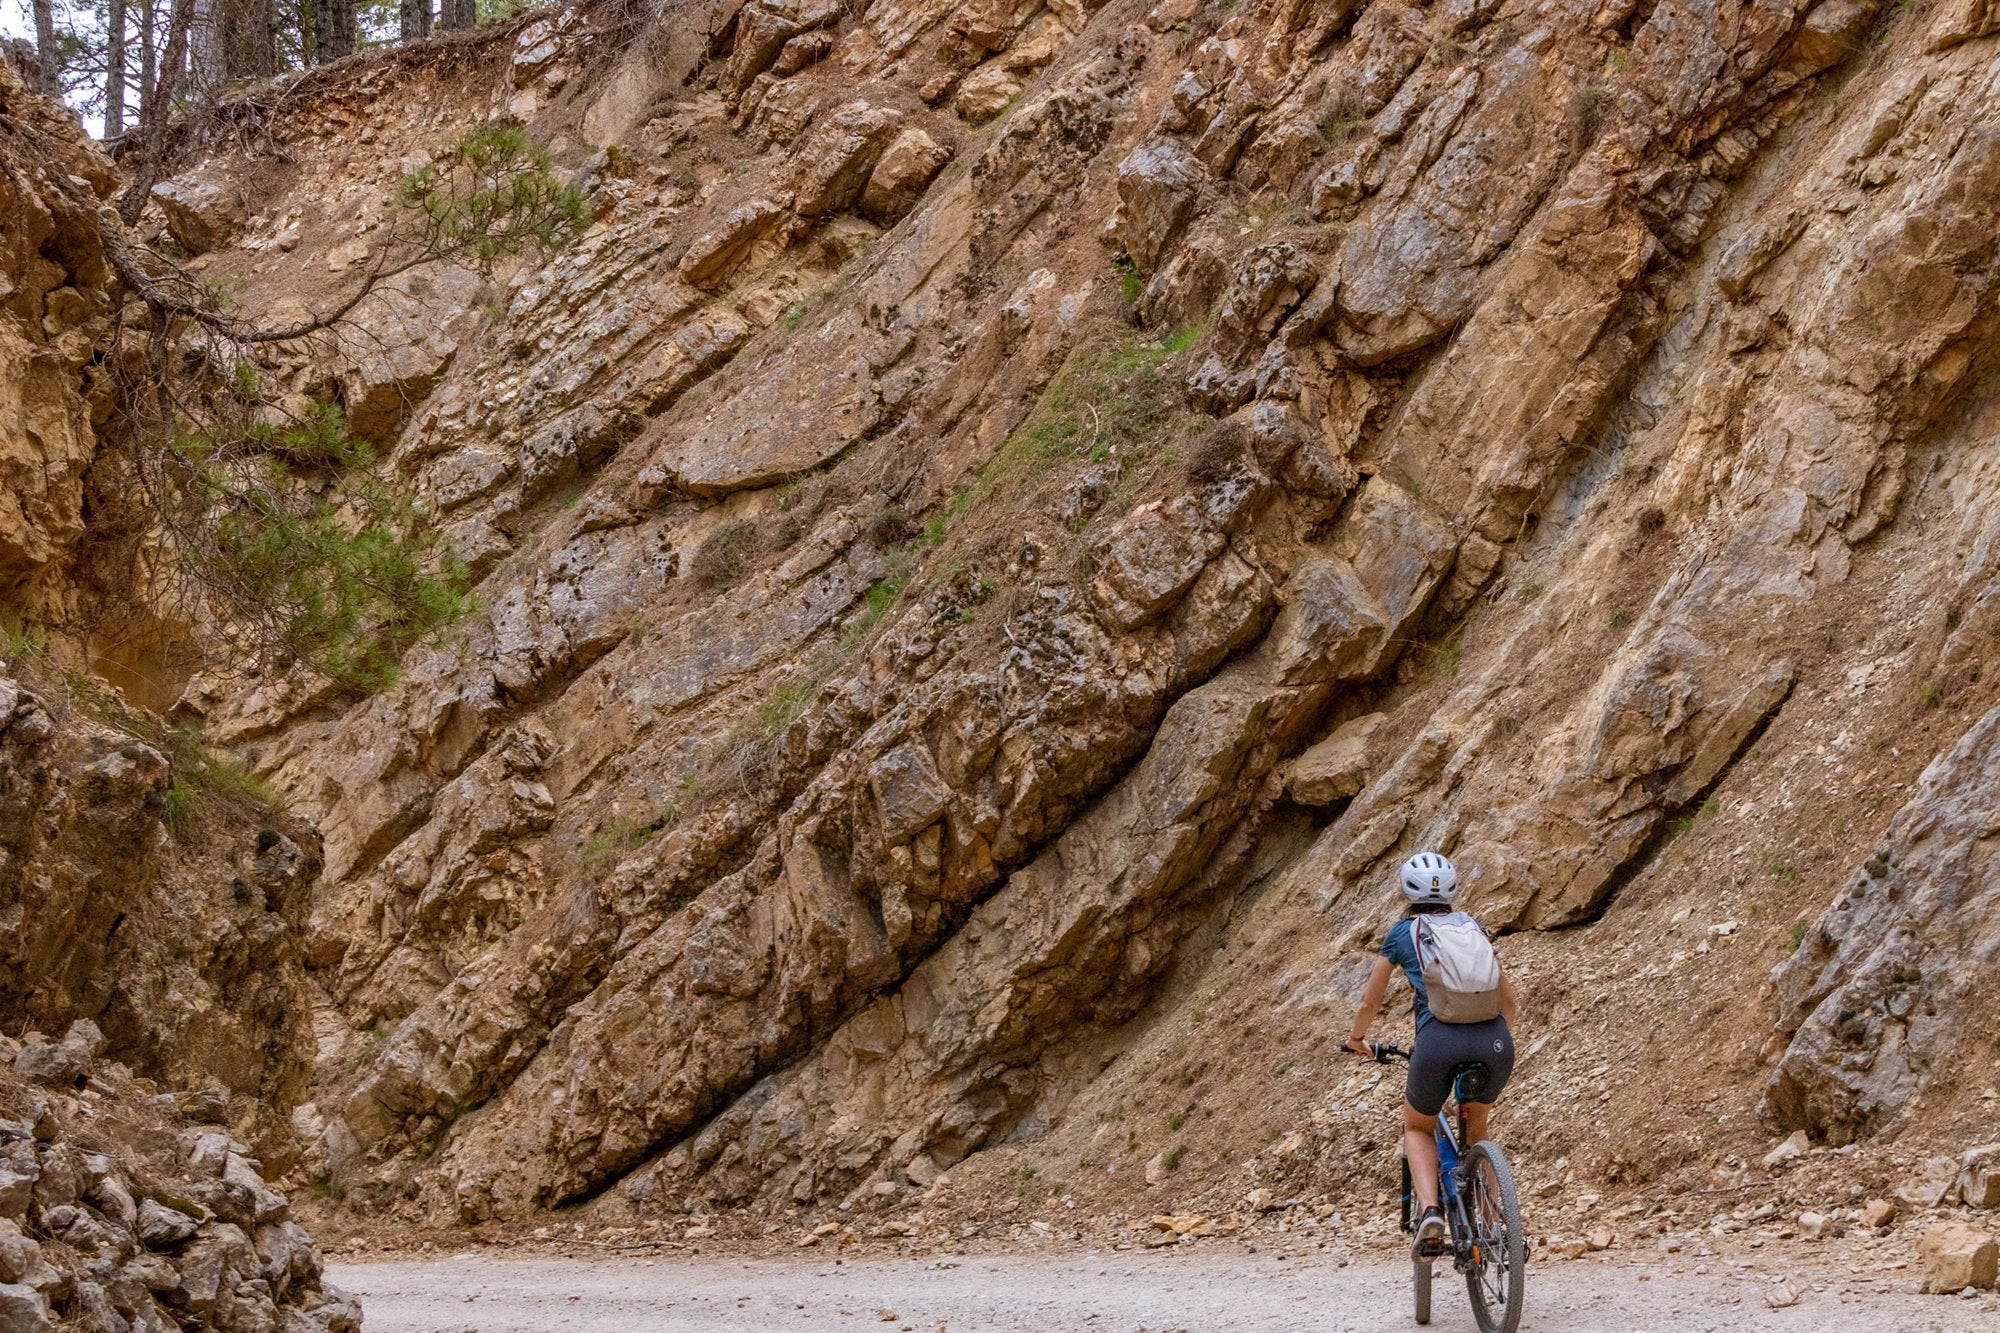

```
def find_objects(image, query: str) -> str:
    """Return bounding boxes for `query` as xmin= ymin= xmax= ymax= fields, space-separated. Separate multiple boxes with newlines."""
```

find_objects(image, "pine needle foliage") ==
xmin=169 ymin=403 xmax=472 ymax=694
xmin=394 ymin=124 xmax=590 ymax=275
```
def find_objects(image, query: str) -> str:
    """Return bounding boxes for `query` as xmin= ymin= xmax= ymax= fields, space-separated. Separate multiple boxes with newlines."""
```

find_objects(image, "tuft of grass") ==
xmin=690 ymin=522 xmax=757 ymax=588
xmin=308 ymin=1174 xmax=347 ymax=1202
xmin=1608 ymin=609 xmax=1632 ymax=631
xmin=1787 ymin=921 xmax=1809 ymax=954
xmin=1169 ymin=1113 xmax=1186 ymax=1131
xmin=840 ymin=575 xmax=908 ymax=649
xmin=1164 ymin=1146 xmax=1185 ymax=1172
xmin=1113 ymin=255 xmax=1142 ymax=304
xmin=0 ymin=619 xmax=45 ymax=664
xmin=163 ymin=779 xmax=198 ymax=839
xmin=761 ymin=678 xmax=817 ymax=738
xmin=1518 ymin=580 xmax=1545 ymax=601
xmin=1573 ymin=83 xmax=1612 ymax=143
xmin=1918 ymin=681 xmax=1944 ymax=708
xmin=1769 ymin=856 xmax=1798 ymax=883
xmin=575 ymin=803 xmax=677 ymax=882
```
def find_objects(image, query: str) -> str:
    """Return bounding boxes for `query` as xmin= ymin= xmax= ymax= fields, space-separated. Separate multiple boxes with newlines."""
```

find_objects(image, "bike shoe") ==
xmin=1413 ymin=1207 xmax=1447 ymax=1256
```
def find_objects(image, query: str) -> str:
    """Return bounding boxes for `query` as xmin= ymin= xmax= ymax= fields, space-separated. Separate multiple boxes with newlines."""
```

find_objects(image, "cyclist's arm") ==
xmin=1345 ymin=956 xmax=1394 ymax=1056
xmin=1498 ymin=970 xmax=1518 ymax=1030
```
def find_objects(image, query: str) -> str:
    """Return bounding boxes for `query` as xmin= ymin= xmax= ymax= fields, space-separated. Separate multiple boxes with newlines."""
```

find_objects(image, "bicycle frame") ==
xmin=1376 ymin=1040 xmax=1525 ymax=1333
xmin=1397 ymin=1069 xmax=1483 ymax=1271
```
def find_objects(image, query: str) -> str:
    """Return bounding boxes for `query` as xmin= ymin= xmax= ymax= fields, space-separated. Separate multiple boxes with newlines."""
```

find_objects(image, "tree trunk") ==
xmin=119 ymin=0 xmax=195 ymax=223
xmin=223 ymin=0 xmax=275 ymax=79
xmin=190 ymin=0 xmax=224 ymax=93
xmin=399 ymin=0 xmax=431 ymax=43
xmin=106 ymin=0 xmax=128 ymax=135
xmin=138 ymin=0 xmax=156 ymax=120
xmin=253 ymin=2 xmax=275 ymax=80
xmin=313 ymin=0 xmax=354 ymax=62
xmin=30 ymin=0 xmax=60 ymax=97
xmin=438 ymin=0 xmax=474 ymax=32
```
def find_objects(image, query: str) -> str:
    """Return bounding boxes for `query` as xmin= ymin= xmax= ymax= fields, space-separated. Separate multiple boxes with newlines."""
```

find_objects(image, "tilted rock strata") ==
xmin=132 ymin=0 xmax=2000 ymax=1222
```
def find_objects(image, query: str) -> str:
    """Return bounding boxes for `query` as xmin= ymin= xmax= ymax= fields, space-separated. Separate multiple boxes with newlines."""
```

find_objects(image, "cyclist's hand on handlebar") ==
xmin=1344 ymin=1038 xmax=1375 ymax=1061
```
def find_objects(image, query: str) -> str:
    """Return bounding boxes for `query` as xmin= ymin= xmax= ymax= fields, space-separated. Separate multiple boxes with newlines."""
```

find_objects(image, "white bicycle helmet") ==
xmin=1399 ymin=851 xmax=1458 ymax=906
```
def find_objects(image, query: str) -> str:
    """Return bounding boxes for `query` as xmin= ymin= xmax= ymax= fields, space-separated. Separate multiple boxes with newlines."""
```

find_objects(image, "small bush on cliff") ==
xmin=169 ymin=406 xmax=473 ymax=693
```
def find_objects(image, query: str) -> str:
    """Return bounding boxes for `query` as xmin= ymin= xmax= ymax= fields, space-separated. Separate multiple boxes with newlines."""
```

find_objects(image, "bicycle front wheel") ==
xmin=1461 ymin=1141 xmax=1525 ymax=1333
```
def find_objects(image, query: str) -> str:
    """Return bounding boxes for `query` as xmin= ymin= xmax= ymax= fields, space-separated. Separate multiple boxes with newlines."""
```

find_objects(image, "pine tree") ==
xmin=106 ymin=0 xmax=127 ymax=134
xmin=31 ymin=0 xmax=60 ymax=96
xmin=399 ymin=0 xmax=430 ymax=42
xmin=438 ymin=0 xmax=473 ymax=31
xmin=313 ymin=0 xmax=353 ymax=62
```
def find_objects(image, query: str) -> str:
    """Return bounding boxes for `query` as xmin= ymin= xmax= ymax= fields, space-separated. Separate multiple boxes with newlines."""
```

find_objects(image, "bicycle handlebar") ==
xmin=1371 ymin=1042 xmax=1411 ymax=1064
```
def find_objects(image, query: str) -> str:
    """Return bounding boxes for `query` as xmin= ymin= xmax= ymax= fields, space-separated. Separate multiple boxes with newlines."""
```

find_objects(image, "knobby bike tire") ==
xmin=1462 ymin=1141 xmax=1525 ymax=1333
xmin=1413 ymin=1257 xmax=1432 ymax=1325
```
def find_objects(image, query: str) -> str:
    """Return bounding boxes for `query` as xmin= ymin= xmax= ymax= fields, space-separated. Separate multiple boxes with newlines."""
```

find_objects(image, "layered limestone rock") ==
xmin=125 ymin=0 xmax=2000 ymax=1227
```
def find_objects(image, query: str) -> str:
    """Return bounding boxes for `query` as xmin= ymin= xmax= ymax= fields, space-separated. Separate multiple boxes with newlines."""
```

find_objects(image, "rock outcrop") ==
xmin=0 ymin=1055 xmax=359 ymax=1331
xmin=41 ymin=0 xmax=2000 ymax=1247
xmin=0 ymin=669 xmax=320 ymax=1159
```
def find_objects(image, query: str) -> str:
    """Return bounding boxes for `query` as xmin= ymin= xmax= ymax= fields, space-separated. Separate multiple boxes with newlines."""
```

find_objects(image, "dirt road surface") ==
xmin=332 ymin=1248 xmax=1996 ymax=1331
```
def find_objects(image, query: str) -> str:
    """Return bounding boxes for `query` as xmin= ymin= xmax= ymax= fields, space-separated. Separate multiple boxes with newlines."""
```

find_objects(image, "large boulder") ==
xmin=1113 ymin=140 xmax=1207 ymax=273
xmin=1089 ymin=497 xmax=1225 ymax=631
xmin=338 ymin=267 xmax=481 ymax=446
xmin=679 ymin=198 xmax=786 ymax=289
xmin=792 ymin=101 xmax=904 ymax=217
xmin=859 ymin=129 xmax=952 ymax=224
xmin=1919 ymin=1223 xmax=1998 ymax=1293
xmin=150 ymin=170 xmax=245 ymax=255
xmin=1289 ymin=712 xmax=1388 ymax=805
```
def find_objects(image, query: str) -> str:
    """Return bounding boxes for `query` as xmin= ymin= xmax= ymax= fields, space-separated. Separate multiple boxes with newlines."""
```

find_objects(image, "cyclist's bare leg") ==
xmin=1462 ymin=1101 xmax=1493 ymax=1145
xmin=1404 ymin=1101 xmax=1441 ymax=1210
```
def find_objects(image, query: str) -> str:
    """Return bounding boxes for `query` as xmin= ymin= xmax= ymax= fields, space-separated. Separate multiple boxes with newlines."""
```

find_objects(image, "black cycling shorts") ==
xmin=1405 ymin=1016 xmax=1514 ymax=1117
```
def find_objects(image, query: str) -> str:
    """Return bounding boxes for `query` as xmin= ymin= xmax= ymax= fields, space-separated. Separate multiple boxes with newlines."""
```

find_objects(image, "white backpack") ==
xmin=1413 ymin=911 xmax=1502 ymax=1023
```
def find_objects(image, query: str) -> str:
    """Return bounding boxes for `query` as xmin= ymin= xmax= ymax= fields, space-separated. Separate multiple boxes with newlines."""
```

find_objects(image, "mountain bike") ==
xmin=1371 ymin=1042 xmax=1524 ymax=1333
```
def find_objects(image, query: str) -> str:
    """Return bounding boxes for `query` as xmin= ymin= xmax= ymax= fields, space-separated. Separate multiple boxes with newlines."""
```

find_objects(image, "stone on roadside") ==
xmin=150 ymin=172 xmax=245 ymax=255
xmin=1287 ymin=713 xmax=1388 ymax=805
xmin=1585 ymin=1226 xmax=1614 ymax=1252
xmin=0 ymin=1282 xmax=47 ymax=1333
xmin=1861 ymin=1197 xmax=1897 ymax=1228
xmin=1918 ymin=1222 xmax=1999 ymax=1294
xmin=1764 ymin=1278 xmax=1801 ymax=1308
xmin=1761 ymin=1130 xmax=1808 ymax=1169
xmin=858 ymin=128 xmax=951 ymax=225
xmin=1958 ymin=1143 xmax=2000 ymax=1210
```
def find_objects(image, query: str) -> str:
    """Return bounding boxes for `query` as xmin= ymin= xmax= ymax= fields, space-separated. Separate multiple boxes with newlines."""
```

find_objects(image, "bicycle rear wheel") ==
xmin=1412 ymin=1257 xmax=1431 ymax=1325
xmin=1461 ymin=1141 xmax=1525 ymax=1333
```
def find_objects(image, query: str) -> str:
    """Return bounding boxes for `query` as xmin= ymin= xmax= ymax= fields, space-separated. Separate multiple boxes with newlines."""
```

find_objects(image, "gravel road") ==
xmin=332 ymin=1247 xmax=1994 ymax=1332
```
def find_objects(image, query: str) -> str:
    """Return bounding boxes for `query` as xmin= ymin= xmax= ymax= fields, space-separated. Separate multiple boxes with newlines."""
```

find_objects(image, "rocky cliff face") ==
xmin=0 ymin=663 xmax=321 ymax=1165
xmin=123 ymin=0 xmax=2000 ymax=1239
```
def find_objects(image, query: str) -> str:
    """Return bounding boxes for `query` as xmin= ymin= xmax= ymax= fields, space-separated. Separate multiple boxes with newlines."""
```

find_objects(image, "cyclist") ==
xmin=1343 ymin=852 xmax=1517 ymax=1252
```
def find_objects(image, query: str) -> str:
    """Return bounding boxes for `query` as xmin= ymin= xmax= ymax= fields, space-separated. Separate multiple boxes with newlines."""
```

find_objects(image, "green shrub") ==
xmin=177 ymin=408 xmax=474 ymax=695
xmin=395 ymin=124 xmax=589 ymax=274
